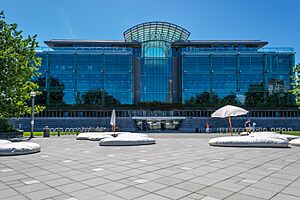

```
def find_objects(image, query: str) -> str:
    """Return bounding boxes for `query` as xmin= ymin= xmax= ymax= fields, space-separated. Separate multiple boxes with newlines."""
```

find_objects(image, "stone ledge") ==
xmin=0 ymin=131 xmax=23 ymax=139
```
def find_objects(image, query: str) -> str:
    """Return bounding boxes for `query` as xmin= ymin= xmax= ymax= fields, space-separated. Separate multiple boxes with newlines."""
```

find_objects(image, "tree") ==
xmin=0 ymin=11 xmax=44 ymax=131
xmin=136 ymin=102 xmax=183 ymax=110
xmin=290 ymin=64 xmax=300 ymax=106
xmin=185 ymin=91 xmax=220 ymax=106
xmin=267 ymin=92 xmax=295 ymax=107
xmin=34 ymin=76 xmax=65 ymax=105
xmin=244 ymin=83 xmax=266 ymax=106
xmin=81 ymin=89 xmax=120 ymax=106
xmin=220 ymin=94 xmax=238 ymax=106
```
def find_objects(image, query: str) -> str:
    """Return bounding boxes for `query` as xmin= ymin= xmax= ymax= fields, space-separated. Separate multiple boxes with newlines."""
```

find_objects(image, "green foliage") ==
xmin=34 ymin=76 xmax=65 ymax=105
xmin=23 ymin=131 xmax=79 ymax=137
xmin=220 ymin=94 xmax=238 ymax=106
xmin=0 ymin=118 xmax=13 ymax=132
xmin=136 ymin=102 xmax=183 ymax=109
xmin=290 ymin=64 xmax=300 ymax=106
xmin=185 ymin=84 xmax=295 ymax=108
xmin=282 ymin=131 xmax=300 ymax=136
xmin=185 ymin=91 xmax=221 ymax=107
xmin=267 ymin=92 xmax=295 ymax=107
xmin=0 ymin=11 xmax=45 ymax=130
xmin=81 ymin=89 xmax=120 ymax=106
xmin=244 ymin=83 xmax=266 ymax=106
xmin=244 ymin=82 xmax=296 ymax=107
xmin=186 ymin=92 xmax=240 ymax=107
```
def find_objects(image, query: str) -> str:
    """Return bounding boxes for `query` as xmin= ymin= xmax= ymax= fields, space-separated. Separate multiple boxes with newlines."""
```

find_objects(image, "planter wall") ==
xmin=0 ymin=131 xmax=23 ymax=139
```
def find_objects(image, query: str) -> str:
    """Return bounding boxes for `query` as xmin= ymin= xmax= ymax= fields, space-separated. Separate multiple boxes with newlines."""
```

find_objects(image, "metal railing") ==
xmin=182 ymin=47 xmax=294 ymax=54
xmin=27 ymin=109 xmax=300 ymax=118
xmin=258 ymin=47 xmax=294 ymax=53
xmin=35 ymin=47 xmax=133 ymax=53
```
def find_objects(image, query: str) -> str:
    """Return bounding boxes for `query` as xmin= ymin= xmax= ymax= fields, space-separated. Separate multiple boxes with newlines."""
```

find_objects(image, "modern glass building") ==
xmin=35 ymin=21 xmax=295 ymax=106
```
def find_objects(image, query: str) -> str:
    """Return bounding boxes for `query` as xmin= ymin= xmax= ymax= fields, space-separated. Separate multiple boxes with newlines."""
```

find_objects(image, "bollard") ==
xmin=43 ymin=126 xmax=50 ymax=137
xmin=18 ymin=130 xmax=24 ymax=138
xmin=57 ymin=129 xmax=60 ymax=137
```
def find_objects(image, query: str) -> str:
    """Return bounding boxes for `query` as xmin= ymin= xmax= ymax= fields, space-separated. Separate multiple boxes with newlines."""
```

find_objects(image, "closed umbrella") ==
xmin=211 ymin=105 xmax=248 ymax=135
xmin=110 ymin=109 xmax=116 ymax=133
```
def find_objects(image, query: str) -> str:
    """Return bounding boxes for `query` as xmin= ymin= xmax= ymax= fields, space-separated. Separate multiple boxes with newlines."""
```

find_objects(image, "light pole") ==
xmin=30 ymin=91 xmax=36 ymax=139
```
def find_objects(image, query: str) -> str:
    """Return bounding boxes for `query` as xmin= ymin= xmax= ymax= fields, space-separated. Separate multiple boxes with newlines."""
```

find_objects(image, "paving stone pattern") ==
xmin=0 ymin=134 xmax=300 ymax=200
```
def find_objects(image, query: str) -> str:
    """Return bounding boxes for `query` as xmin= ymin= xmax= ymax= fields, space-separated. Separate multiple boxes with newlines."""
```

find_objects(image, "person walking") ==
xmin=245 ymin=119 xmax=252 ymax=134
xmin=205 ymin=122 xmax=210 ymax=133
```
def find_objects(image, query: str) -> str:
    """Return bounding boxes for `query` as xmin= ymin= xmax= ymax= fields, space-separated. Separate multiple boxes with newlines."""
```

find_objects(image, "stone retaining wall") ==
xmin=10 ymin=117 xmax=300 ymax=133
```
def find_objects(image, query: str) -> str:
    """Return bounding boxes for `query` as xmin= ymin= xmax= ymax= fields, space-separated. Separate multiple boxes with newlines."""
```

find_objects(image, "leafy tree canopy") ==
xmin=244 ymin=83 xmax=266 ymax=106
xmin=0 ymin=11 xmax=44 ymax=130
xmin=290 ymin=64 xmax=300 ymax=106
xmin=185 ymin=91 xmax=220 ymax=107
xmin=81 ymin=89 xmax=120 ymax=106
xmin=34 ymin=76 xmax=65 ymax=105
xmin=220 ymin=94 xmax=238 ymax=106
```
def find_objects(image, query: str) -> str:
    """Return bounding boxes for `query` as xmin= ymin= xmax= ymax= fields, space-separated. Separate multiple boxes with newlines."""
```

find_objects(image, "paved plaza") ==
xmin=0 ymin=134 xmax=300 ymax=200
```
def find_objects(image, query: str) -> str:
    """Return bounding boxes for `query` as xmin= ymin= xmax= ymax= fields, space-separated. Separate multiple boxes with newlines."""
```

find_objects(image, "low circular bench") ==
xmin=76 ymin=132 xmax=149 ymax=141
xmin=118 ymin=133 xmax=149 ymax=138
xmin=249 ymin=132 xmax=298 ymax=141
xmin=99 ymin=134 xmax=155 ymax=146
xmin=88 ymin=133 xmax=113 ymax=141
xmin=209 ymin=136 xmax=289 ymax=148
xmin=0 ymin=139 xmax=11 ymax=145
xmin=289 ymin=138 xmax=300 ymax=147
xmin=0 ymin=142 xmax=41 ymax=156
xmin=76 ymin=132 xmax=112 ymax=141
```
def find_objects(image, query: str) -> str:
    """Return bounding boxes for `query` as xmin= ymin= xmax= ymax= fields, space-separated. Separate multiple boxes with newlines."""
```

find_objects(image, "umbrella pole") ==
xmin=228 ymin=116 xmax=233 ymax=136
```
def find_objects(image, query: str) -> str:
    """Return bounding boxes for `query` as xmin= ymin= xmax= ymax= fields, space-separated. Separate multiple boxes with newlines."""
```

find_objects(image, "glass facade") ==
xmin=35 ymin=21 xmax=295 ymax=107
xmin=124 ymin=22 xmax=189 ymax=103
xmin=182 ymin=48 xmax=294 ymax=105
xmin=36 ymin=48 xmax=133 ymax=105
xmin=140 ymin=41 xmax=173 ymax=102
xmin=140 ymin=57 xmax=172 ymax=102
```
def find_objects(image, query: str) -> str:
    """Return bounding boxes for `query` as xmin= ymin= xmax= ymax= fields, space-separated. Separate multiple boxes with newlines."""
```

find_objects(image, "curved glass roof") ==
xmin=123 ymin=21 xmax=190 ymax=43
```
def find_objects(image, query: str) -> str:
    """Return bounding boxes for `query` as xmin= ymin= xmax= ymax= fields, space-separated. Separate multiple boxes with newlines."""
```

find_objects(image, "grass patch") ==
xmin=23 ymin=132 xmax=78 ymax=137
xmin=22 ymin=131 xmax=300 ymax=137
xmin=281 ymin=131 xmax=300 ymax=136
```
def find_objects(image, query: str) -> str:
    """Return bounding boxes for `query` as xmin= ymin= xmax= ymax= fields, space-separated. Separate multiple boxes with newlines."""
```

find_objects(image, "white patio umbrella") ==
xmin=110 ymin=109 xmax=116 ymax=133
xmin=211 ymin=105 xmax=248 ymax=135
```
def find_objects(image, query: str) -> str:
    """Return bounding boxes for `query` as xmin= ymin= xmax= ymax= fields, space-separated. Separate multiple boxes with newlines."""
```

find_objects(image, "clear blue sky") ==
xmin=2 ymin=0 xmax=300 ymax=63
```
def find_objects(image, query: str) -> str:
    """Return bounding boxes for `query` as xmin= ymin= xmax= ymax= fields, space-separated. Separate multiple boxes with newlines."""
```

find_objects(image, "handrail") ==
xmin=35 ymin=46 xmax=134 ymax=53
xmin=182 ymin=47 xmax=294 ymax=53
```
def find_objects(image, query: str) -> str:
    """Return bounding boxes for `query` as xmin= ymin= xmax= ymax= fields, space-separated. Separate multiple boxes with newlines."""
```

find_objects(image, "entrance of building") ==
xmin=132 ymin=117 xmax=185 ymax=131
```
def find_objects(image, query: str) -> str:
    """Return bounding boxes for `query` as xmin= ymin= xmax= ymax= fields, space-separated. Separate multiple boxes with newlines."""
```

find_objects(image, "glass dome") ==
xmin=123 ymin=21 xmax=190 ymax=43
